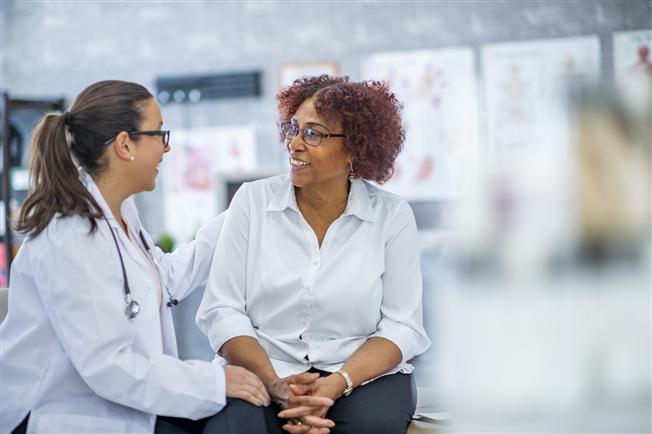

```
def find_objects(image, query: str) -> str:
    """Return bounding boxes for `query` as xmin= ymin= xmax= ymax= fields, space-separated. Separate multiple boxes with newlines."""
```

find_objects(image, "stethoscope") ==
xmin=104 ymin=217 xmax=178 ymax=319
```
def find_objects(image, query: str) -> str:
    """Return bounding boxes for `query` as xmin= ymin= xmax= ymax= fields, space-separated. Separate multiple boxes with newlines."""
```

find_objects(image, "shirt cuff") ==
xmin=214 ymin=363 xmax=227 ymax=409
xmin=371 ymin=317 xmax=429 ymax=363
xmin=207 ymin=313 xmax=258 ymax=354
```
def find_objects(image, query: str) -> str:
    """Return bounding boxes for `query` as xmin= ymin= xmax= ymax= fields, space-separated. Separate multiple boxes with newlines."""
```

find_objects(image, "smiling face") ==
xmin=286 ymin=97 xmax=350 ymax=190
xmin=130 ymin=98 xmax=170 ymax=192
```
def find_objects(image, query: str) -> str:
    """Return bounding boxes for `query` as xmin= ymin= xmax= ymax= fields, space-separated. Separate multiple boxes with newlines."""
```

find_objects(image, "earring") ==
xmin=130 ymin=156 xmax=135 ymax=161
xmin=348 ymin=161 xmax=358 ymax=179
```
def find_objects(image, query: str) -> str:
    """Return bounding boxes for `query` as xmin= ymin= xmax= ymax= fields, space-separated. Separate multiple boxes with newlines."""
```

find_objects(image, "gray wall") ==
xmin=3 ymin=1 xmax=652 ymax=94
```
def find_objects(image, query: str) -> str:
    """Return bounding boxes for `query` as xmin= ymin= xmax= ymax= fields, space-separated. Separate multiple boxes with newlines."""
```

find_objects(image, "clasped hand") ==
xmin=271 ymin=372 xmax=346 ymax=434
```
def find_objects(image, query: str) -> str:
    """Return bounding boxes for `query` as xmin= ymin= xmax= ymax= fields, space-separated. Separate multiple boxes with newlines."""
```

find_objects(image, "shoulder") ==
xmin=27 ymin=214 xmax=107 ymax=261
xmin=235 ymin=173 xmax=289 ymax=203
xmin=241 ymin=173 xmax=288 ymax=194
xmin=362 ymin=181 xmax=412 ymax=217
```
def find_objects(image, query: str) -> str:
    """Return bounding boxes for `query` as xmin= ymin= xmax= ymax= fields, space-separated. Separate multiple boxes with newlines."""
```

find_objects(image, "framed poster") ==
xmin=614 ymin=29 xmax=652 ymax=82
xmin=482 ymin=36 xmax=601 ymax=158
xmin=362 ymin=47 xmax=478 ymax=200
xmin=478 ymin=36 xmax=601 ymax=256
xmin=160 ymin=126 xmax=257 ymax=242
xmin=613 ymin=30 xmax=652 ymax=110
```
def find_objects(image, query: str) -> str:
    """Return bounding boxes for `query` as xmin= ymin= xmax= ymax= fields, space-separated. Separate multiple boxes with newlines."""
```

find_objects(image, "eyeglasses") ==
xmin=280 ymin=121 xmax=345 ymax=147
xmin=104 ymin=130 xmax=171 ymax=148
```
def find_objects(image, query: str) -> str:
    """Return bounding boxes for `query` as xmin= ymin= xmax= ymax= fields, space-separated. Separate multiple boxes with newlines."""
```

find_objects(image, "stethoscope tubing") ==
xmin=104 ymin=217 xmax=177 ymax=319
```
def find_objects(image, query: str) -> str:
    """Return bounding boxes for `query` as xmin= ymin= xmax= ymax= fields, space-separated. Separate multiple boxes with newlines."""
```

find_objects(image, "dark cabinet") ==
xmin=0 ymin=94 xmax=65 ymax=284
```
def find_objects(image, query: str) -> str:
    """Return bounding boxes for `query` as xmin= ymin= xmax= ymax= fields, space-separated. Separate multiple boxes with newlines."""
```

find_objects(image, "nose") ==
xmin=286 ymin=134 xmax=305 ymax=152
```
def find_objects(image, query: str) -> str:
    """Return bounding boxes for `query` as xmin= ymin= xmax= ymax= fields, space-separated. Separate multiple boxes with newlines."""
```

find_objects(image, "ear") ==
xmin=111 ymin=131 xmax=135 ymax=161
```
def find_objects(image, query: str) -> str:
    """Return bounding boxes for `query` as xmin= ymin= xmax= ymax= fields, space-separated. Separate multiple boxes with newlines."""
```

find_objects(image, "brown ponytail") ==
xmin=15 ymin=80 xmax=153 ymax=237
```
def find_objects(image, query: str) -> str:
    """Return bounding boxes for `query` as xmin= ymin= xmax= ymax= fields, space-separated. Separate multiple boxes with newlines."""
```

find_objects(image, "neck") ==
xmin=94 ymin=173 xmax=131 ymax=233
xmin=296 ymin=178 xmax=350 ymax=213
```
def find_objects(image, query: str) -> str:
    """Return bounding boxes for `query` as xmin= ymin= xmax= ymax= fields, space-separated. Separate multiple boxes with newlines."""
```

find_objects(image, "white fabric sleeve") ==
xmin=371 ymin=199 xmax=431 ymax=362
xmin=144 ymin=211 xmax=226 ymax=302
xmin=33 ymin=222 xmax=227 ymax=419
xmin=196 ymin=184 xmax=258 ymax=353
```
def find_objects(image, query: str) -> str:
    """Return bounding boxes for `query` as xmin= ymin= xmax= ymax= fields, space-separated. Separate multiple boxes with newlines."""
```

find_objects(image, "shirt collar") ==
xmin=266 ymin=174 xmax=375 ymax=223
xmin=266 ymin=175 xmax=299 ymax=213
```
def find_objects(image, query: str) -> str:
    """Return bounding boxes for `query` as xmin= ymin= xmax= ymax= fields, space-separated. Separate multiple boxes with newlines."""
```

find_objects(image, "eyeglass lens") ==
xmin=284 ymin=123 xmax=323 ymax=146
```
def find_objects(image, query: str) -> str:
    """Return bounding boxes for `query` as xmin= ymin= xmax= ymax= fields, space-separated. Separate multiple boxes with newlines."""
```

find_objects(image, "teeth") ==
xmin=290 ymin=158 xmax=310 ymax=167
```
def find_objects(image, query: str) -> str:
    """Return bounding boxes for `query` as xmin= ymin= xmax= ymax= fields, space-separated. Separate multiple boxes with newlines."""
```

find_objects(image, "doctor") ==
xmin=0 ymin=80 xmax=269 ymax=434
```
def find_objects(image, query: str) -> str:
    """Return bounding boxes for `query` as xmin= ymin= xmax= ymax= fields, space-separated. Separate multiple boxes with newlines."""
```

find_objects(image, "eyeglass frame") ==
xmin=103 ymin=130 xmax=171 ymax=148
xmin=280 ymin=121 xmax=345 ymax=147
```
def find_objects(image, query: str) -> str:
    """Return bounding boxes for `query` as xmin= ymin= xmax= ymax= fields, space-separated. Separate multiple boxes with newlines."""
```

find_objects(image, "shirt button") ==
xmin=311 ymin=259 xmax=319 ymax=266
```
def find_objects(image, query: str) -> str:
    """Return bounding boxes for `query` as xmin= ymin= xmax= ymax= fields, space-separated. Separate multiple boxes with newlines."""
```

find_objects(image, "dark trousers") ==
xmin=203 ymin=371 xmax=416 ymax=434
xmin=10 ymin=414 xmax=28 ymax=434
xmin=155 ymin=416 xmax=209 ymax=434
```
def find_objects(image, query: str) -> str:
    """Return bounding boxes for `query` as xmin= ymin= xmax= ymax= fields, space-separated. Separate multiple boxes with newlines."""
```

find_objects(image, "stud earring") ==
xmin=130 ymin=156 xmax=135 ymax=161
xmin=348 ymin=161 xmax=358 ymax=179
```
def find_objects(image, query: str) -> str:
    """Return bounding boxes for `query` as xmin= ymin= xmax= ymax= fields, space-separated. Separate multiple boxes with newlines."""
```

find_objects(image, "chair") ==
xmin=0 ymin=287 xmax=8 ymax=323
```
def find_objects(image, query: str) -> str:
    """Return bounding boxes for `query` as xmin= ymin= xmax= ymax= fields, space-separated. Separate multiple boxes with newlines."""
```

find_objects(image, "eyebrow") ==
xmin=291 ymin=118 xmax=330 ymax=131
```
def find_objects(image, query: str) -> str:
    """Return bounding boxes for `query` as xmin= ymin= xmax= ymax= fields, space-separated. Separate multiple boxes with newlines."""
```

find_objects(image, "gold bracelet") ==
xmin=335 ymin=369 xmax=354 ymax=396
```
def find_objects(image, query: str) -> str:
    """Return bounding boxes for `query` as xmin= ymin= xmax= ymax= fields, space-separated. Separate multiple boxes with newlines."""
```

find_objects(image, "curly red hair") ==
xmin=276 ymin=75 xmax=405 ymax=183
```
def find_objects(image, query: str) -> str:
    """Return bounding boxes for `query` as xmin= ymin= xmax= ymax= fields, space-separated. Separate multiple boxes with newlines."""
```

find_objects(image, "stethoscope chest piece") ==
xmin=105 ymin=216 xmax=176 ymax=320
xmin=125 ymin=299 xmax=141 ymax=319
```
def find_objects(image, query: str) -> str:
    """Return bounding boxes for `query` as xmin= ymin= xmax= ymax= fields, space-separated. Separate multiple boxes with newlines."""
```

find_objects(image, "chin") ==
xmin=290 ymin=170 xmax=311 ymax=187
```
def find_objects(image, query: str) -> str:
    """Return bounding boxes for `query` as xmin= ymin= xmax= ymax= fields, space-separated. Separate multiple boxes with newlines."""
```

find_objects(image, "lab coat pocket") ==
xmin=29 ymin=413 xmax=127 ymax=433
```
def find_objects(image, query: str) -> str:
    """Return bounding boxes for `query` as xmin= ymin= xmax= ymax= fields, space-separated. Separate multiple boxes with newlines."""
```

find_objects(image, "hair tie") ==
xmin=63 ymin=111 xmax=72 ymax=127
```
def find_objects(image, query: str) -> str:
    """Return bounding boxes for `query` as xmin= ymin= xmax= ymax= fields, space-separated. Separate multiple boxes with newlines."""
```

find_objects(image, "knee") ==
xmin=225 ymin=398 xmax=261 ymax=412
xmin=349 ymin=411 xmax=411 ymax=434
xmin=203 ymin=399 xmax=267 ymax=434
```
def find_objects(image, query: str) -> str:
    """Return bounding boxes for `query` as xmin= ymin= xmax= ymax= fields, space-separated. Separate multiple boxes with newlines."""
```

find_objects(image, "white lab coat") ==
xmin=0 ymin=171 xmax=226 ymax=434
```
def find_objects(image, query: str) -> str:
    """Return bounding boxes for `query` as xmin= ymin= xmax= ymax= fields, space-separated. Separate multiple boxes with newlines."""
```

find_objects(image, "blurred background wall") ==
xmin=2 ymin=1 xmax=650 ymax=231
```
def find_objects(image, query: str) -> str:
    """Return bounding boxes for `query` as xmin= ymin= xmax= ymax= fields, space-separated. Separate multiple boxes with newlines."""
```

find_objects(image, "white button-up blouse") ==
xmin=197 ymin=174 xmax=430 ymax=379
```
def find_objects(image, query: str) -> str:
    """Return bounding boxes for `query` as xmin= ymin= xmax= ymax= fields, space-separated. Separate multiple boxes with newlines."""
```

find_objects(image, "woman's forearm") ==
xmin=219 ymin=336 xmax=279 ymax=386
xmin=294 ymin=337 xmax=403 ymax=402
xmin=340 ymin=337 xmax=402 ymax=388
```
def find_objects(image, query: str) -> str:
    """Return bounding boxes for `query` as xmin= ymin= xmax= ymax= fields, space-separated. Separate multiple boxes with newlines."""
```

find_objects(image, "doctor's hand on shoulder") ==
xmin=224 ymin=365 xmax=270 ymax=407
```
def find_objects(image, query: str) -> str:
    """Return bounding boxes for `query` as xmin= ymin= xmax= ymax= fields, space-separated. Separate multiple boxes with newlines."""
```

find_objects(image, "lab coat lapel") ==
xmin=79 ymin=171 xmax=151 ymax=270
xmin=159 ymin=305 xmax=179 ymax=357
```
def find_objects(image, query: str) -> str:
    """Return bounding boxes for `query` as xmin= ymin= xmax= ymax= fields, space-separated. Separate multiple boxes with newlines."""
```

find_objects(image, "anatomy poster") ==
xmin=362 ymin=47 xmax=477 ymax=200
xmin=161 ymin=126 xmax=256 ymax=242
xmin=483 ymin=36 xmax=601 ymax=157
xmin=613 ymin=30 xmax=652 ymax=109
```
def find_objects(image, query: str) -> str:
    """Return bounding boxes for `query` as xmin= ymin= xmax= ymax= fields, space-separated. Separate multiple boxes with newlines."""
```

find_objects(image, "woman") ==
xmin=0 ymin=80 xmax=269 ymax=434
xmin=197 ymin=75 xmax=431 ymax=434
